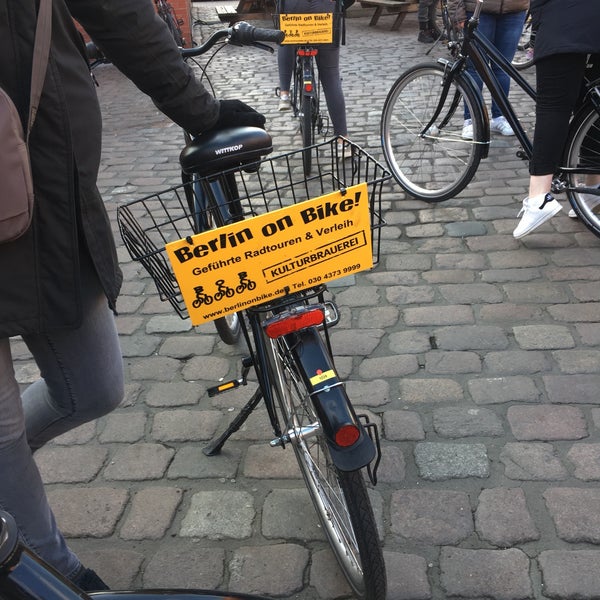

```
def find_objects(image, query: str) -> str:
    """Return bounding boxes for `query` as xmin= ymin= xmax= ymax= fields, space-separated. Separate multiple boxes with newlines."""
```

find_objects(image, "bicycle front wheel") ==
xmin=563 ymin=102 xmax=600 ymax=238
xmin=267 ymin=335 xmax=386 ymax=600
xmin=381 ymin=62 xmax=486 ymax=202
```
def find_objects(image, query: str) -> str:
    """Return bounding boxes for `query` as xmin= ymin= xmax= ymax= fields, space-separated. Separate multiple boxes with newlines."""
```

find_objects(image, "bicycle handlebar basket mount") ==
xmin=117 ymin=137 xmax=389 ymax=321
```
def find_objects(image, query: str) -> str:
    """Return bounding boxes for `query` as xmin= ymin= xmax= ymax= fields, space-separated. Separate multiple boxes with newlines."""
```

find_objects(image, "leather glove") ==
xmin=208 ymin=99 xmax=266 ymax=131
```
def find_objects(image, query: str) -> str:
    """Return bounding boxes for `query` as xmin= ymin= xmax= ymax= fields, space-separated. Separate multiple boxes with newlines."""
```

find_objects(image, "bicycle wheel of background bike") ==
xmin=267 ymin=337 xmax=386 ymax=600
xmin=381 ymin=62 xmax=486 ymax=202
xmin=300 ymin=94 xmax=314 ymax=175
xmin=511 ymin=14 xmax=534 ymax=71
xmin=160 ymin=4 xmax=185 ymax=46
xmin=563 ymin=103 xmax=600 ymax=238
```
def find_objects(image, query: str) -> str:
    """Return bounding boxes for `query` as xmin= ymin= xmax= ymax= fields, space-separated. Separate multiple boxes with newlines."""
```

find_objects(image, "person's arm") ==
xmin=67 ymin=0 xmax=220 ymax=134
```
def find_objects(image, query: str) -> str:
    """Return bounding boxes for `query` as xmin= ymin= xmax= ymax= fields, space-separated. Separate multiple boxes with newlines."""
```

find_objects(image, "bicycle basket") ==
xmin=117 ymin=137 xmax=389 ymax=320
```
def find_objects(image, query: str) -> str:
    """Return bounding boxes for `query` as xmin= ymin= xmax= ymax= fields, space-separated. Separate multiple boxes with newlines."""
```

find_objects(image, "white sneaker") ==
xmin=567 ymin=184 xmax=600 ymax=217
xmin=461 ymin=119 xmax=473 ymax=140
xmin=513 ymin=193 xmax=563 ymax=238
xmin=278 ymin=94 xmax=291 ymax=112
xmin=490 ymin=116 xmax=514 ymax=136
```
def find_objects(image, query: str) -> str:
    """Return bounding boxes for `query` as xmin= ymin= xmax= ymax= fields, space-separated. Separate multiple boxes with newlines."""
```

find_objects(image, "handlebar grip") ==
xmin=251 ymin=27 xmax=286 ymax=44
xmin=230 ymin=21 xmax=285 ymax=46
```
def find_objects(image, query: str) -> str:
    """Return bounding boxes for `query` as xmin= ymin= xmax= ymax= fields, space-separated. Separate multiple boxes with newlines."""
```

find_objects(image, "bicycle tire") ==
xmin=511 ymin=14 xmax=534 ymax=71
xmin=267 ymin=334 xmax=386 ymax=600
xmin=190 ymin=175 xmax=242 ymax=345
xmin=301 ymin=93 xmax=314 ymax=176
xmin=214 ymin=312 xmax=242 ymax=345
xmin=563 ymin=102 xmax=600 ymax=238
xmin=381 ymin=62 xmax=486 ymax=202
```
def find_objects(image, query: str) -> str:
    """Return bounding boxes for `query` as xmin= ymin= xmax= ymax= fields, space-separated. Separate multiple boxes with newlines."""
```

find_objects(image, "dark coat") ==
xmin=448 ymin=0 xmax=529 ymax=23
xmin=0 ymin=0 xmax=220 ymax=338
xmin=531 ymin=0 xmax=600 ymax=62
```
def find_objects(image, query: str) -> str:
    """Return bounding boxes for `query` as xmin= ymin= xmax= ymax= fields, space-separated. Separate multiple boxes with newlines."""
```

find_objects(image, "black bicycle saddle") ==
xmin=180 ymin=126 xmax=273 ymax=176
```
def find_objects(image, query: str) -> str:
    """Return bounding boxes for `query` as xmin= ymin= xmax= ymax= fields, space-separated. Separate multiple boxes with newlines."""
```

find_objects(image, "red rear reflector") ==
xmin=265 ymin=308 xmax=324 ymax=338
xmin=335 ymin=425 xmax=360 ymax=448
xmin=304 ymin=82 xmax=313 ymax=92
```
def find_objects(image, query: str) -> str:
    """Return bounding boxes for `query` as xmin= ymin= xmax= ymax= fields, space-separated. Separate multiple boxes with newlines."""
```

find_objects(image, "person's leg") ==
xmin=277 ymin=44 xmax=296 ymax=110
xmin=0 ymin=250 xmax=123 ymax=577
xmin=463 ymin=12 xmax=495 ymax=120
xmin=0 ymin=338 xmax=81 ymax=578
xmin=417 ymin=0 xmax=435 ymax=42
xmin=315 ymin=46 xmax=347 ymax=136
xmin=514 ymin=53 xmax=587 ymax=237
xmin=488 ymin=10 xmax=526 ymax=119
xmin=22 ymin=251 xmax=124 ymax=450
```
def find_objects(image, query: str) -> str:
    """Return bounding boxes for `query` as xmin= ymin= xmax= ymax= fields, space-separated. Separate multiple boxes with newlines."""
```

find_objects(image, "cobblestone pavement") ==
xmin=12 ymin=3 xmax=600 ymax=599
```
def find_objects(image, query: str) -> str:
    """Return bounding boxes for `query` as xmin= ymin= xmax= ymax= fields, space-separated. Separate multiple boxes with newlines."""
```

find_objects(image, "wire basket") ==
xmin=117 ymin=137 xmax=390 ymax=319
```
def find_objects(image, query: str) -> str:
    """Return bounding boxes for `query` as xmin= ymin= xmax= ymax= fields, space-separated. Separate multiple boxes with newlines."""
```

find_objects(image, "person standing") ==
xmin=417 ymin=0 xmax=442 ymax=43
xmin=449 ymin=0 xmax=529 ymax=139
xmin=0 ymin=0 xmax=264 ymax=591
xmin=513 ymin=0 xmax=600 ymax=238
xmin=276 ymin=0 xmax=352 ymax=139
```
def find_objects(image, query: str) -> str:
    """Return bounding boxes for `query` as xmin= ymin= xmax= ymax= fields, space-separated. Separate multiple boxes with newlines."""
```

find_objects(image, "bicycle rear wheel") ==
xmin=563 ymin=102 xmax=600 ymax=238
xmin=300 ymin=93 xmax=314 ymax=175
xmin=267 ymin=333 xmax=386 ymax=600
xmin=381 ymin=62 xmax=486 ymax=202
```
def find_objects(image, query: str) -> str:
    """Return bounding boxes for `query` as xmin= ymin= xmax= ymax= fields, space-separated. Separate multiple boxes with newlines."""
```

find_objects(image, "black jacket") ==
xmin=0 ymin=0 xmax=219 ymax=337
xmin=531 ymin=0 xmax=600 ymax=62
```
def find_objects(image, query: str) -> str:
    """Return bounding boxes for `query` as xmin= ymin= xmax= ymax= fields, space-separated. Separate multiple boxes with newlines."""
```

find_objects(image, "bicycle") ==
xmin=276 ymin=8 xmax=345 ymax=176
xmin=380 ymin=0 xmax=600 ymax=238
xmin=154 ymin=0 xmax=186 ymax=47
xmin=117 ymin=24 xmax=390 ymax=600
xmin=0 ymin=511 xmax=271 ymax=600
xmin=85 ymin=0 xmax=187 ymax=74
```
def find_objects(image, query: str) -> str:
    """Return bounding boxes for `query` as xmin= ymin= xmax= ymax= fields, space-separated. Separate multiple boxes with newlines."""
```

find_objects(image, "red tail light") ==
xmin=264 ymin=307 xmax=324 ymax=338
xmin=304 ymin=82 xmax=313 ymax=93
xmin=335 ymin=424 xmax=360 ymax=447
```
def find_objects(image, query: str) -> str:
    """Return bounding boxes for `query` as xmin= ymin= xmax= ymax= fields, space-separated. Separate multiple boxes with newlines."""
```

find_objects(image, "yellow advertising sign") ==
xmin=279 ymin=13 xmax=334 ymax=44
xmin=165 ymin=183 xmax=372 ymax=326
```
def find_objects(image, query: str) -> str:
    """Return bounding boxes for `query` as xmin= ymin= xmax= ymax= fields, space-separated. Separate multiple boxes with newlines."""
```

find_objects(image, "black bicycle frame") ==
xmin=461 ymin=17 xmax=536 ymax=157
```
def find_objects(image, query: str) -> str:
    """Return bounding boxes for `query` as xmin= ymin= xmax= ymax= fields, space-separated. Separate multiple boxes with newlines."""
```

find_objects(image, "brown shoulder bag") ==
xmin=0 ymin=0 xmax=52 ymax=244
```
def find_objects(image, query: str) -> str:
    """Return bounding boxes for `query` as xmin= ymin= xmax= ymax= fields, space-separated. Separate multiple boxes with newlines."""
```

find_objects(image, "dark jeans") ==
xmin=464 ymin=10 xmax=527 ymax=120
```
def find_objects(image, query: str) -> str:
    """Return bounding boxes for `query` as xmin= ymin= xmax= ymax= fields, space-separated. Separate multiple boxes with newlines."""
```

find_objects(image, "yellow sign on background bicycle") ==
xmin=278 ymin=13 xmax=334 ymax=44
xmin=166 ymin=183 xmax=372 ymax=326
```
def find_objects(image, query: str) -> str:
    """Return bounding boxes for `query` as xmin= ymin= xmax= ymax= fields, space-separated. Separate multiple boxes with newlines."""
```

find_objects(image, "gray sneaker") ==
xmin=278 ymin=94 xmax=291 ymax=112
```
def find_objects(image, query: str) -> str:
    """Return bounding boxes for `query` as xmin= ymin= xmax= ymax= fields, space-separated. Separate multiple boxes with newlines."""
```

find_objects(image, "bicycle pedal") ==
xmin=207 ymin=378 xmax=246 ymax=397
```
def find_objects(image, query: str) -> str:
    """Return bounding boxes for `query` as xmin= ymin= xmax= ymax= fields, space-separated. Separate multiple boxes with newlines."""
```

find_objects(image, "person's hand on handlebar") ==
xmin=205 ymin=99 xmax=266 ymax=132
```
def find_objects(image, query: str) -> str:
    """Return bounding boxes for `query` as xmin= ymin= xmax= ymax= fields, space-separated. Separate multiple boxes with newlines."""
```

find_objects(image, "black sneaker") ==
xmin=418 ymin=29 xmax=435 ymax=43
xmin=71 ymin=566 xmax=110 ymax=592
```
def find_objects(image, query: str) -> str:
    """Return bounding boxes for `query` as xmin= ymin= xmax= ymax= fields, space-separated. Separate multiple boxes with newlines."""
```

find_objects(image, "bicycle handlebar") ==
xmin=181 ymin=21 xmax=285 ymax=59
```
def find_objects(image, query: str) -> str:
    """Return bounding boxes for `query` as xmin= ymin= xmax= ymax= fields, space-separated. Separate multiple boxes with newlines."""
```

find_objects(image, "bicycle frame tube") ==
xmin=466 ymin=28 xmax=536 ymax=157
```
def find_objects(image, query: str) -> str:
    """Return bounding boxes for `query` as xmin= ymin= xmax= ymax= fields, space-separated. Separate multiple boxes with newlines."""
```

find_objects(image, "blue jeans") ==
xmin=464 ymin=10 xmax=527 ymax=120
xmin=0 ymin=250 xmax=124 ymax=578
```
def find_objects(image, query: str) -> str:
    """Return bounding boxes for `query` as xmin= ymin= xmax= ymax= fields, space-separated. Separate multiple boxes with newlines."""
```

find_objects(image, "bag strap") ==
xmin=27 ymin=0 xmax=52 ymax=140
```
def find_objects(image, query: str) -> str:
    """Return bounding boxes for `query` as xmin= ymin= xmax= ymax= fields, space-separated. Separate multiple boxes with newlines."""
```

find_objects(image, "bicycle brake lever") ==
xmin=252 ymin=41 xmax=275 ymax=53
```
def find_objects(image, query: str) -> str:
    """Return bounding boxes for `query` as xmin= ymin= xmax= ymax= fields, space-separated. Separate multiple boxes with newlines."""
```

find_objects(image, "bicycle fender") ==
xmin=290 ymin=328 xmax=376 ymax=471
